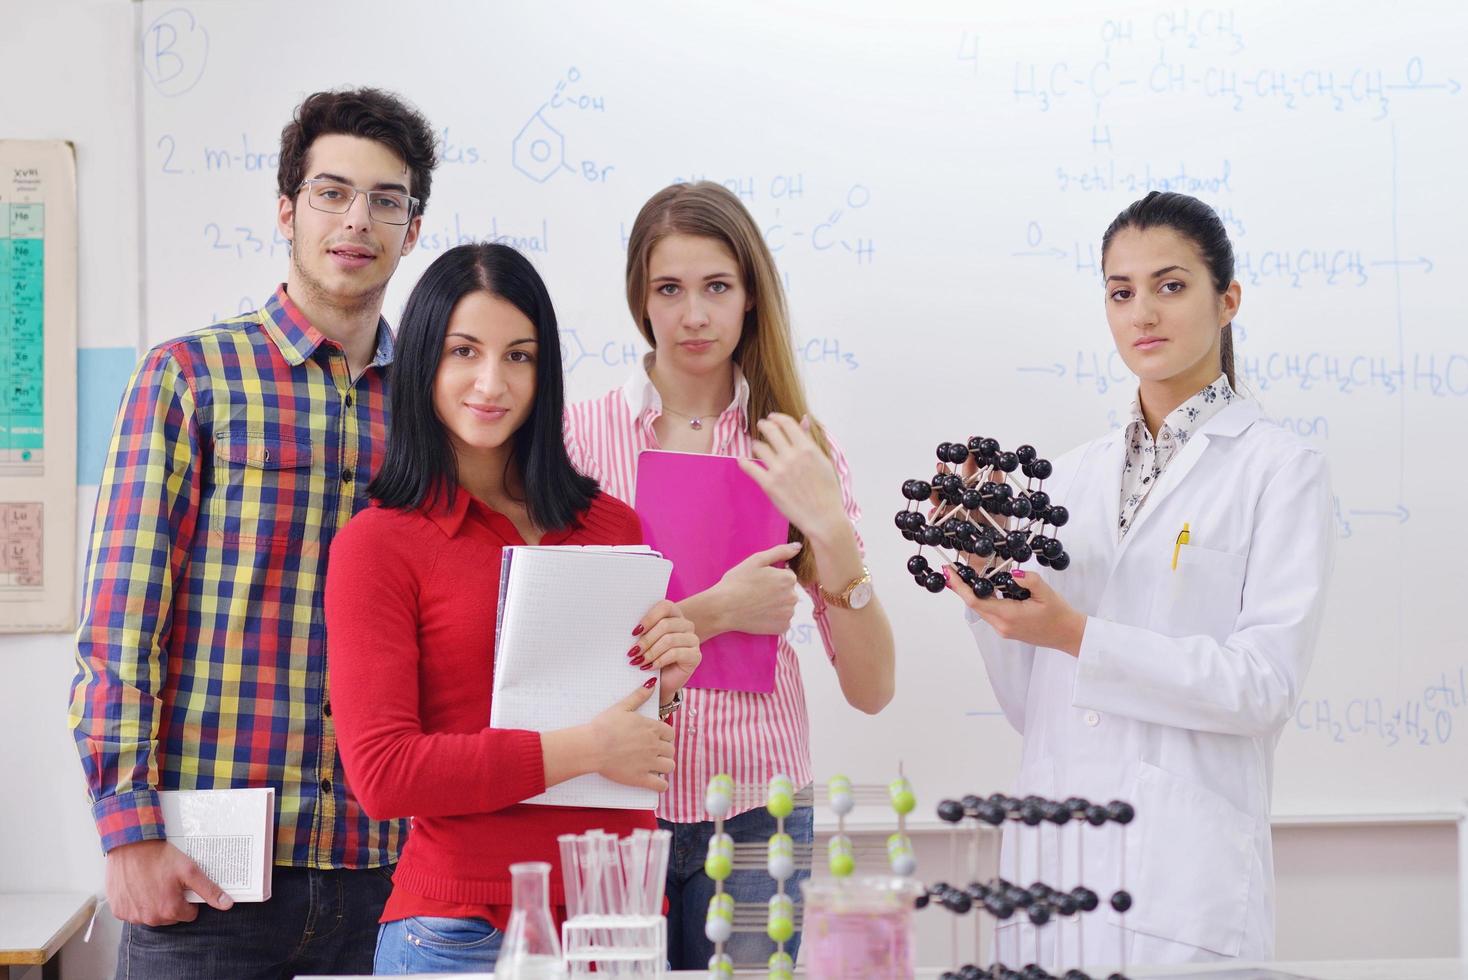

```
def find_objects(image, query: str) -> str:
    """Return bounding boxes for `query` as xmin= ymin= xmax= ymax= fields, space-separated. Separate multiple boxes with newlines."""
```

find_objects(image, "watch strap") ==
xmin=819 ymin=566 xmax=872 ymax=609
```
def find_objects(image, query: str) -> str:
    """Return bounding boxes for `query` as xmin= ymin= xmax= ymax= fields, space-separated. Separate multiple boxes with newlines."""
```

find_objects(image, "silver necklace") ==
xmin=659 ymin=405 xmax=712 ymax=430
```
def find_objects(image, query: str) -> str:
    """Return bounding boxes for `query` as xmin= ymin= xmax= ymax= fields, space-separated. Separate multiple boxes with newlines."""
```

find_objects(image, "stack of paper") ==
xmin=160 ymin=787 xmax=275 ymax=902
xmin=490 ymin=545 xmax=673 ymax=809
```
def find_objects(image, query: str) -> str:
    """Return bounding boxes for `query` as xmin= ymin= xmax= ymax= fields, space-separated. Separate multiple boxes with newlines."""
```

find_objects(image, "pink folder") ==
xmin=634 ymin=450 xmax=790 ymax=693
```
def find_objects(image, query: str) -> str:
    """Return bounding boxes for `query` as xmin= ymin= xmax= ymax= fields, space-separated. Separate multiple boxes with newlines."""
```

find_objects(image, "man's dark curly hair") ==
xmin=277 ymin=88 xmax=438 ymax=215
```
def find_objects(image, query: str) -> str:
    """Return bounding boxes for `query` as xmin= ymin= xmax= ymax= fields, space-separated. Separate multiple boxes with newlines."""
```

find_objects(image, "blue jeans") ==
xmin=374 ymin=916 xmax=503 ymax=974
xmin=661 ymin=805 xmax=814 ymax=971
xmin=115 ymin=865 xmax=394 ymax=979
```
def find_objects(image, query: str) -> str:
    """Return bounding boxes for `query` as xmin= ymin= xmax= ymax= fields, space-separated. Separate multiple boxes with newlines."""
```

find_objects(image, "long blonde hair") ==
xmin=626 ymin=181 xmax=832 ymax=585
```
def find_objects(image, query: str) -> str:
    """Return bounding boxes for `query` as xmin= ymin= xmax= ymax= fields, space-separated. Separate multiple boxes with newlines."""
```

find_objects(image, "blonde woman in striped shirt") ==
xmin=564 ymin=181 xmax=896 ymax=970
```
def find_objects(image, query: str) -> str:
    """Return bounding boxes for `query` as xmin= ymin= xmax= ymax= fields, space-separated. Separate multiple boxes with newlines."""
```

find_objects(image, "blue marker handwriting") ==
xmin=1293 ymin=668 xmax=1466 ymax=747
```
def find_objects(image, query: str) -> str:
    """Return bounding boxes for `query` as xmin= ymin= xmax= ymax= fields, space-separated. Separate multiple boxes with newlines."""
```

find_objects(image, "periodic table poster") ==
xmin=0 ymin=140 xmax=76 ymax=633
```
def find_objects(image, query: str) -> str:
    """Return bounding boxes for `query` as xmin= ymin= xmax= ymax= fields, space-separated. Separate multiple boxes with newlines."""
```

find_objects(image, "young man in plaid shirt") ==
xmin=69 ymin=88 xmax=437 ymax=978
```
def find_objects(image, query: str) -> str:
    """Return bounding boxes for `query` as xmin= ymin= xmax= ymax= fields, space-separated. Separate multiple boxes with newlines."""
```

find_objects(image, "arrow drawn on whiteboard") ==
xmin=1011 ymin=247 xmax=1067 ymax=259
xmin=1348 ymin=505 xmax=1410 ymax=524
xmin=1369 ymin=257 xmax=1434 ymax=272
xmin=1384 ymin=79 xmax=1461 ymax=94
xmin=1017 ymin=364 xmax=1066 ymax=377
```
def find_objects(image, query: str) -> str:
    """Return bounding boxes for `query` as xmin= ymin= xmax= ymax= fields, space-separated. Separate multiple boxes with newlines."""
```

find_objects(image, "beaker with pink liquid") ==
xmin=800 ymin=876 xmax=923 ymax=980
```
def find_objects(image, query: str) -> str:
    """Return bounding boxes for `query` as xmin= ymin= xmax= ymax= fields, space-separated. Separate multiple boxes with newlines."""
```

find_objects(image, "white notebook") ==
xmin=160 ymin=787 xmax=275 ymax=902
xmin=490 ymin=545 xmax=673 ymax=809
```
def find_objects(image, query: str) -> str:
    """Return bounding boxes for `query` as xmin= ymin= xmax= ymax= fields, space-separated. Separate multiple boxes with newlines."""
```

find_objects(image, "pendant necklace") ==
xmin=661 ymin=406 xmax=710 ymax=430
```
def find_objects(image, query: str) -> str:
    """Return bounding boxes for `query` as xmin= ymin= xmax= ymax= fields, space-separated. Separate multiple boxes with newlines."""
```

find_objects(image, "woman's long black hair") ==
xmin=368 ymin=242 xmax=597 ymax=530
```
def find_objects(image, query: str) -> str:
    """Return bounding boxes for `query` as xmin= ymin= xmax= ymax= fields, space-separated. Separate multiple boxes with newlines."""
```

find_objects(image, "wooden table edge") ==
xmin=0 ymin=894 xmax=96 ymax=966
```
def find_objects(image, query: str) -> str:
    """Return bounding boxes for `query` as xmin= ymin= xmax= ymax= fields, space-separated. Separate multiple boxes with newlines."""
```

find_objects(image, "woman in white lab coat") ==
xmin=951 ymin=191 xmax=1334 ymax=967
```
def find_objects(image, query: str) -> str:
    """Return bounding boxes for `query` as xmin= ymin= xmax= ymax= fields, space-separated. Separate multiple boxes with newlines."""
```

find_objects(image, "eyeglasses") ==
xmin=296 ymin=178 xmax=419 ymax=225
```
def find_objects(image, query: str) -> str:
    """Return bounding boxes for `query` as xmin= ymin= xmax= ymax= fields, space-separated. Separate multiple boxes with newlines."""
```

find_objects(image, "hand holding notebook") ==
xmin=490 ymin=545 xmax=675 ymax=809
xmin=635 ymin=450 xmax=790 ymax=693
xmin=160 ymin=787 xmax=276 ymax=903
xmin=706 ymin=540 xmax=804 ymax=637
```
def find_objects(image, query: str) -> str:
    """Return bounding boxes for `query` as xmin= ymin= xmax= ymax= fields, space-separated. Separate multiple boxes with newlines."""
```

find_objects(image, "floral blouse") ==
xmin=1118 ymin=374 xmax=1238 ymax=539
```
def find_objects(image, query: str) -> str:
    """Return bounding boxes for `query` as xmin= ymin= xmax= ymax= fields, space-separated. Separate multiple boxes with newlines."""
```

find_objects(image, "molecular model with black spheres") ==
xmin=898 ymin=438 xmax=1071 ymax=600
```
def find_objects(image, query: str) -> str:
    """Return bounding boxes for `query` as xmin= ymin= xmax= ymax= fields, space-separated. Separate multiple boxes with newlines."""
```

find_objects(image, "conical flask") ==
xmin=497 ymin=861 xmax=566 ymax=979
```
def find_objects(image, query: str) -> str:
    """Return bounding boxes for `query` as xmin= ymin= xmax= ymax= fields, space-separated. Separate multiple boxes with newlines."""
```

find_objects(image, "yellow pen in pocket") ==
xmin=1172 ymin=522 xmax=1191 ymax=570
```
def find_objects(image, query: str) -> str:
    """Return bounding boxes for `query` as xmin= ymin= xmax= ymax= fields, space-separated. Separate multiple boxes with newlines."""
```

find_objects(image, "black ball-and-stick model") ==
xmin=925 ymin=794 xmax=1137 ymax=980
xmin=897 ymin=439 xmax=1071 ymax=600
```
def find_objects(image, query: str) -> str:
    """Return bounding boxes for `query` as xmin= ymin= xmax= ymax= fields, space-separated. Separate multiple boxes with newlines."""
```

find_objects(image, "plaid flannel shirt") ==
xmin=68 ymin=285 xmax=404 ymax=868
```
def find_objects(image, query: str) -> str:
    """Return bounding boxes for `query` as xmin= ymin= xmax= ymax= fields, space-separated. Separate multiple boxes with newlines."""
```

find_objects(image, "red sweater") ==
xmin=325 ymin=489 xmax=657 ymax=924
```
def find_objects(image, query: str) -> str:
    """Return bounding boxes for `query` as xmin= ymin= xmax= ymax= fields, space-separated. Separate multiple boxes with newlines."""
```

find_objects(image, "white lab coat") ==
xmin=970 ymin=399 xmax=1334 ymax=968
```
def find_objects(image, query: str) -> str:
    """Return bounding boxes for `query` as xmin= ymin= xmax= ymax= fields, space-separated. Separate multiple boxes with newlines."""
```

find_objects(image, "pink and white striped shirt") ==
xmin=564 ymin=356 xmax=864 ymax=823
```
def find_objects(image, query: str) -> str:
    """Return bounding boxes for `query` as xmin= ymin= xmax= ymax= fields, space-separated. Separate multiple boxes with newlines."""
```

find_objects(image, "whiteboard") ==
xmin=136 ymin=0 xmax=1468 ymax=819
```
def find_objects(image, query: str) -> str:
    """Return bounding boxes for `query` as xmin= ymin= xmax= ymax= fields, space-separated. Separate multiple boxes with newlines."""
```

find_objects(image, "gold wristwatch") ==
xmin=818 ymin=566 xmax=873 ymax=610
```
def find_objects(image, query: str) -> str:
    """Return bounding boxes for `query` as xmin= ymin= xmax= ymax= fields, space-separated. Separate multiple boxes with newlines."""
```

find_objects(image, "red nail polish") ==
xmin=631 ymin=655 xmax=645 ymax=667
xmin=942 ymin=567 xmax=951 ymax=584
xmin=632 ymin=624 xmax=645 ymax=636
xmin=639 ymin=661 xmax=653 ymax=670
xmin=1012 ymin=569 xmax=1026 ymax=579
xmin=643 ymin=677 xmax=657 ymax=688
xmin=628 ymin=644 xmax=641 ymax=657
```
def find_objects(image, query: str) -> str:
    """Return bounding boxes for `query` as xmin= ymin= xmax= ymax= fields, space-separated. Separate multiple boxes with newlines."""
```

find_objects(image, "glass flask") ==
xmin=497 ymin=861 xmax=567 ymax=980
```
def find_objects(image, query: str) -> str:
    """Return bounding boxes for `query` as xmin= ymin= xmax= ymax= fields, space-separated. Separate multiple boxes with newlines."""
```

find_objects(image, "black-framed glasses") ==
xmin=296 ymin=178 xmax=419 ymax=225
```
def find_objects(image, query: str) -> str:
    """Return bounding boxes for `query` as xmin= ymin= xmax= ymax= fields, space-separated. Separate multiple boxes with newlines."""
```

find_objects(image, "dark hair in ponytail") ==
xmin=1101 ymin=191 xmax=1238 ymax=389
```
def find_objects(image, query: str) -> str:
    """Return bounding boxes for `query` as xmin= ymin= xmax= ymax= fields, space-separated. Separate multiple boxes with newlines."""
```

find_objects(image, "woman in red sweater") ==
xmin=326 ymin=242 xmax=701 ymax=975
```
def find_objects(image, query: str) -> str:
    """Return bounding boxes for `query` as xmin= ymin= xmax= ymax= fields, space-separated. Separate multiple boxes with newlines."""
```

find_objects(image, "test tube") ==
xmin=558 ymin=834 xmax=582 ymax=921
xmin=618 ymin=836 xmax=639 ymax=915
xmin=595 ymin=833 xmax=627 ymax=974
xmin=638 ymin=831 xmax=656 ymax=918
xmin=603 ymin=834 xmax=628 ymax=976
xmin=615 ymin=835 xmax=632 ymax=914
xmin=650 ymin=829 xmax=672 ymax=915
xmin=575 ymin=835 xmax=603 ymax=916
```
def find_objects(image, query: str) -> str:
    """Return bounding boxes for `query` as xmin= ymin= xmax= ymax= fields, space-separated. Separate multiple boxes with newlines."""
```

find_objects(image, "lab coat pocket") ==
xmin=1156 ymin=544 xmax=1246 ymax=640
xmin=1120 ymin=761 xmax=1253 ymax=956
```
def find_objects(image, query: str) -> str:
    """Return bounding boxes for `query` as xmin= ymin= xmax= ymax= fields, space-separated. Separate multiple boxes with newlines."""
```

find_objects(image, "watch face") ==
xmin=849 ymin=581 xmax=874 ymax=610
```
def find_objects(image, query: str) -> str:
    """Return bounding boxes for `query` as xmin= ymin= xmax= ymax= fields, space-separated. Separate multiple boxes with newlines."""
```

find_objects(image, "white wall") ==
xmin=0 ymin=2 xmax=1457 ymax=977
xmin=2 ymin=1 xmax=137 ymax=978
